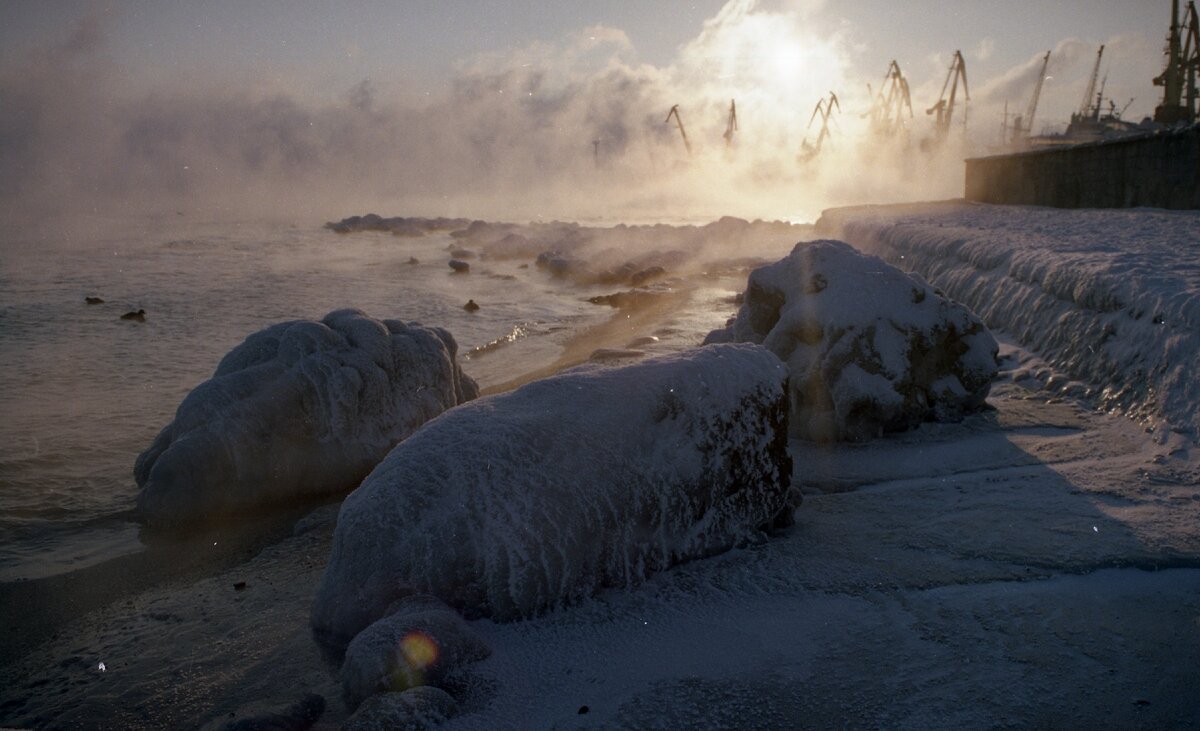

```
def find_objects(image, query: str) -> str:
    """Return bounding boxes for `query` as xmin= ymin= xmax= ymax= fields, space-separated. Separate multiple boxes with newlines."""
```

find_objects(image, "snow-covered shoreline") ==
xmin=817 ymin=201 xmax=1200 ymax=441
xmin=2 ymin=206 xmax=1199 ymax=729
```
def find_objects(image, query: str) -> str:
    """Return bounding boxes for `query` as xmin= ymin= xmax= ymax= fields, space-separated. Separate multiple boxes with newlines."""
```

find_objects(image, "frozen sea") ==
xmin=0 ymin=214 xmax=798 ymax=582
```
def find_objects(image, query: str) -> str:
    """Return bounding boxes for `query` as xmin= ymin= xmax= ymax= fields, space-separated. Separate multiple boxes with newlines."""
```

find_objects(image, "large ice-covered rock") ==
xmin=135 ymin=309 xmax=478 ymax=525
xmin=705 ymin=241 xmax=997 ymax=442
xmin=311 ymin=344 xmax=793 ymax=640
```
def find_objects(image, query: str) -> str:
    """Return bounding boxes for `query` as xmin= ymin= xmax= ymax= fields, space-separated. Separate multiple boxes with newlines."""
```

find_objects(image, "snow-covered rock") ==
xmin=311 ymin=344 xmax=793 ymax=639
xmin=341 ymin=595 xmax=491 ymax=711
xmin=134 ymin=309 xmax=478 ymax=525
xmin=817 ymin=202 xmax=1200 ymax=439
xmin=342 ymin=687 xmax=458 ymax=731
xmin=706 ymin=240 xmax=997 ymax=442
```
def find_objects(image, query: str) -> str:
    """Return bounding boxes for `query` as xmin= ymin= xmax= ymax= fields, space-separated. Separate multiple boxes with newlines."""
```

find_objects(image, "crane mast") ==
xmin=869 ymin=61 xmax=913 ymax=138
xmin=1021 ymin=51 xmax=1051 ymax=139
xmin=665 ymin=104 xmax=692 ymax=155
xmin=1154 ymin=0 xmax=1200 ymax=123
xmin=1078 ymin=45 xmax=1105 ymax=119
xmin=926 ymin=50 xmax=970 ymax=139
xmin=723 ymin=100 xmax=738 ymax=147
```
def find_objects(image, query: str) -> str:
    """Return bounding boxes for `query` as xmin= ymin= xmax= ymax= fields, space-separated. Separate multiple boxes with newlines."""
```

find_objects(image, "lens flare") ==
xmin=400 ymin=631 xmax=440 ymax=670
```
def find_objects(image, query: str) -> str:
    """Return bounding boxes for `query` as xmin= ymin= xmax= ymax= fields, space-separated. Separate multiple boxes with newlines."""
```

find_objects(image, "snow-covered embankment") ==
xmin=817 ymin=202 xmax=1200 ymax=439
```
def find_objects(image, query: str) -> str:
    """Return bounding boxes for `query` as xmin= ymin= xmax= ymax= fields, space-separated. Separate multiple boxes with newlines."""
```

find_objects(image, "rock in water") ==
xmin=340 ymin=594 xmax=491 ymax=711
xmin=312 ymin=344 xmax=792 ymax=640
xmin=705 ymin=240 xmax=997 ymax=442
xmin=134 ymin=309 xmax=478 ymax=526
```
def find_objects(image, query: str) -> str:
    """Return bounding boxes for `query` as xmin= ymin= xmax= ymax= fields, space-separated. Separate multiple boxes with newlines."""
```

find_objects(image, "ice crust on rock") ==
xmin=134 ymin=309 xmax=478 ymax=525
xmin=312 ymin=344 xmax=793 ymax=640
xmin=342 ymin=687 xmax=458 ymax=731
xmin=341 ymin=594 xmax=491 ymax=711
xmin=706 ymin=240 xmax=997 ymax=442
xmin=817 ymin=203 xmax=1200 ymax=438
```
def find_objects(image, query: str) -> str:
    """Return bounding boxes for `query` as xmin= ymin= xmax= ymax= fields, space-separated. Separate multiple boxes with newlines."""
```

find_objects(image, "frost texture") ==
xmin=134 ymin=309 xmax=478 ymax=525
xmin=341 ymin=594 xmax=491 ymax=711
xmin=706 ymin=240 xmax=997 ymax=442
xmin=818 ymin=203 xmax=1200 ymax=438
xmin=312 ymin=344 xmax=792 ymax=639
xmin=342 ymin=687 xmax=458 ymax=731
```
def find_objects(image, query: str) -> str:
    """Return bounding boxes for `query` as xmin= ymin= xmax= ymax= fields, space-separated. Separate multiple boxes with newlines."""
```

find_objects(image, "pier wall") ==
xmin=965 ymin=126 xmax=1200 ymax=209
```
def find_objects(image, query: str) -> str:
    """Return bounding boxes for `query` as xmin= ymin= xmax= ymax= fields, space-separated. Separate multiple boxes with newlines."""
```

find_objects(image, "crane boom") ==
xmin=665 ymin=104 xmax=692 ymax=155
xmin=926 ymin=50 xmax=969 ymax=139
xmin=723 ymin=99 xmax=738 ymax=146
xmin=1079 ymin=45 xmax=1105 ymax=118
xmin=1156 ymin=0 xmax=1200 ymax=123
xmin=1023 ymin=51 xmax=1051 ymax=137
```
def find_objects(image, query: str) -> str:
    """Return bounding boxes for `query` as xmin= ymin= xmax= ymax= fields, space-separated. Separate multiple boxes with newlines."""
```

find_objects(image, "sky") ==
xmin=0 ymin=0 xmax=1181 ymax=224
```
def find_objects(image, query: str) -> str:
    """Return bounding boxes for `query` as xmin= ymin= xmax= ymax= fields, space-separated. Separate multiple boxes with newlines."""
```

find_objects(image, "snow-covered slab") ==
xmin=135 ymin=309 xmax=478 ymax=525
xmin=311 ymin=344 xmax=793 ymax=641
xmin=706 ymin=240 xmax=997 ymax=441
xmin=817 ymin=201 xmax=1200 ymax=439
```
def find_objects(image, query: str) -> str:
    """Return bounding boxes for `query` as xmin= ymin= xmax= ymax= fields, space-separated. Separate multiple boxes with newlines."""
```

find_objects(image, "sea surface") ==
xmin=0 ymin=215 xmax=760 ymax=582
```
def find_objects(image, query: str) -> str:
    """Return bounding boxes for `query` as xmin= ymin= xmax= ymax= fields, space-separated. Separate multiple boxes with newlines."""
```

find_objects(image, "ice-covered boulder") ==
xmin=135 ymin=309 xmax=478 ymax=525
xmin=342 ymin=687 xmax=458 ymax=731
xmin=341 ymin=594 xmax=491 ymax=711
xmin=705 ymin=240 xmax=997 ymax=442
xmin=312 ymin=344 xmax=793 ymax=640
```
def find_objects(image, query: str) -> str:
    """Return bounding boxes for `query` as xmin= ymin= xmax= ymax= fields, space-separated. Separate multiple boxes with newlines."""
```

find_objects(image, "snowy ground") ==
xmin=2 ymin=336 xmax=1197 ymax=730
xmin=817 ymin=201 xmax=1200 ymax=440
xmin=2 ymin=204 xmax=1198 ymax=729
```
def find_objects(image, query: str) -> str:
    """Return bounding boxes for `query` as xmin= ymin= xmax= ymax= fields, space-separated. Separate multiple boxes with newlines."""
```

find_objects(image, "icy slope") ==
xmin=818 ymin=202 xmax=1200 ymax=439
xmin=135 ymin=309 xmax=478 ymax=525
xmin=312 ymin=344 xmax=793 ymax=641
xmin=706 ymin=240 xmax=997 ymax=441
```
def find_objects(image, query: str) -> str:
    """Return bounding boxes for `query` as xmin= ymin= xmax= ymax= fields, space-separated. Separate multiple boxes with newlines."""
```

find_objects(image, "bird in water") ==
xmin=85 ymin=296 xmax=105 ymax=305
xmin=121 ymin=309 xmax=146 ymax=322
xmin=463 ymin=299 xmax=480 ymax=312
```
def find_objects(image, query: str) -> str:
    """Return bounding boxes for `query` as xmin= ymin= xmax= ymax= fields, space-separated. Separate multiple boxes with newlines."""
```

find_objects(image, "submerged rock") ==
xmin=312 ymin=344 xmax=793 ymax=640
xmin=340 ymin=594 xmax=491 ymax=710
xmin=135 ymin=309 xmax=478 ymax=526
xmin=342 ymin=687 xmax=458 ymax=731
xmin=706 ymin=240 xmax=997 ymax=441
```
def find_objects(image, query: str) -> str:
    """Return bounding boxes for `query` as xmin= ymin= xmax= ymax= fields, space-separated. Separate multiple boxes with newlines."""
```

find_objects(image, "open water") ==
xmin=0 ymin=215 xmax=761 ymax=581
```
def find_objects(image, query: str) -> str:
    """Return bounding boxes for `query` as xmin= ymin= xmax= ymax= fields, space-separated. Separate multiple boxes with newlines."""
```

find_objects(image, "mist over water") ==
xmin=0 ymin=0 xmax=1157 ymax=579
xmin=0 ymin=1 xmax=1021 ymax=234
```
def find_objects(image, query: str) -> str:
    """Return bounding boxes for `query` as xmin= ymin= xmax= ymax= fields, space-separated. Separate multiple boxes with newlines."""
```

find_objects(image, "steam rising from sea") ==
xmin=0 ymin=0 xmax=1048 ymax=235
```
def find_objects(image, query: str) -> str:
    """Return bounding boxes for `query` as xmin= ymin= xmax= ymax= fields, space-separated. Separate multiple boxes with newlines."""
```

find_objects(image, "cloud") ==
xmin=0 ymin=1 xmax=968 ymax=228
xmin=975 ymin=38 xmax=995 ymax=62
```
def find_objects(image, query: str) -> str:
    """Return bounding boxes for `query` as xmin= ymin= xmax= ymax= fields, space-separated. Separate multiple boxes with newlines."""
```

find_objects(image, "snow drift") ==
xmin=817 ymin=203 xmax=1200 ymax=439
xmin=134 ymin=309 xmax=478 ymax=525
xmin=705 ymin=240 xmax=997 ymax=441
xmin=312 ymin=344 xmax=793 ymax=640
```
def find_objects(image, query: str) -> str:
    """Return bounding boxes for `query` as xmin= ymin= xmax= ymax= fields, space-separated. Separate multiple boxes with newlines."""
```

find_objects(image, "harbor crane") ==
xmin=1009 ymin=51 xmax=1051 ymax=142
xmin=1153 ymin=0 xmax=1200 ymax=124
xmin=800 ymin=92 xmax=840 ymax=162
xmin=723 ymin=100 xmax=738 ymax=147
xmin=1073 ymin=45 xmax=1105 ymax=124
xmin=665 ymin=104 xmax=692 ymax=155
xmin=926 ymin=50 xmax=970 ymax=140
xmin=867 ymin=61 xmax=913 ymax=139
